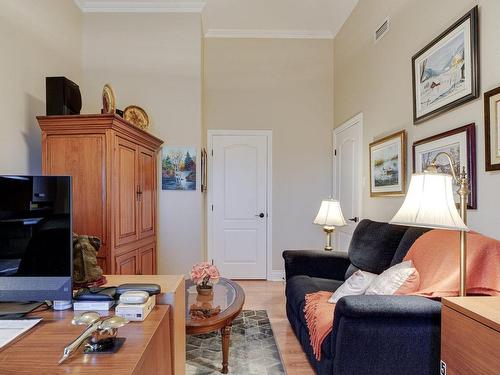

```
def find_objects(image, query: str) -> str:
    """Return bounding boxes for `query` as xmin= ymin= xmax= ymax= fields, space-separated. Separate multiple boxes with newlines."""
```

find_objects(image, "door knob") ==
xmin=348 ymin=217 xmax=359 ymax=223
xmin=255 ymin=213 xmax=265 ymax=218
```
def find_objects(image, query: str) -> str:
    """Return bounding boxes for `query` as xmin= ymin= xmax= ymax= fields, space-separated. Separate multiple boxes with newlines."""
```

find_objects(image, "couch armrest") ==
xmin=282 ymin=250 xmax=350 ymax=281
xmin=331 ymin=295 xmax=441 ymax=375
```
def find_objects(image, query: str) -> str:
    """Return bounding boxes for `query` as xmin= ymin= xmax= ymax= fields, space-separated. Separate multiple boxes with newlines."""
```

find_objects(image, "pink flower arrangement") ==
xmin=190 ymin=262 xmax=220 ymax=286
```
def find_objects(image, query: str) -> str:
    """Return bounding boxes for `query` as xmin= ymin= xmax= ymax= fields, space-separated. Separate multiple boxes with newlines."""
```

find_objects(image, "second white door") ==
xmin=333 ymin=114 xmax=363 ymax=252
xmin=210 ymin=133 xmax=269 ymax=279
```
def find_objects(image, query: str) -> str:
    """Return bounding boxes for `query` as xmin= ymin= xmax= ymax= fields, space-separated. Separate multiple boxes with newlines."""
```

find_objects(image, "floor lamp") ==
xmin=390 ymin=152 xmax=470 ymax=296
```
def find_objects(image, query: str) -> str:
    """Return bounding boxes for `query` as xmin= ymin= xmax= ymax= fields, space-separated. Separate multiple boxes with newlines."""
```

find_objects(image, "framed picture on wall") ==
xmin=162 ymin=147 xmax=197 ymax=191
xmin=484 ymin=86 xmax=500 ymax=171
xmin=369 ymin=130 xmax=407 ymax=197
xmin=412 ymin=6 xmax=479 ymax=124
xmin=413 ymin=123 xmax=476 ymax=209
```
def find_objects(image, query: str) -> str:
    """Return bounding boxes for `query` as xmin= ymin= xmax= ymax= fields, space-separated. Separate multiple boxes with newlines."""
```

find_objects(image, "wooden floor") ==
xmin=237 ymin=280 xmax=315 ymax=375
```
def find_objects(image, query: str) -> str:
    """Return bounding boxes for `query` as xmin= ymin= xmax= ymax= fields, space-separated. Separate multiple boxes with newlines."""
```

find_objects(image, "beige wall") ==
xmin=0 ymin=0 xmax=82 ymax=174
xmin=204 ymin=38 xmax=334 ymax=272
xmin=334 ymin=0 xmax=500 ymax=239
xmin=81 ymin=13 xmax=203 ymax=275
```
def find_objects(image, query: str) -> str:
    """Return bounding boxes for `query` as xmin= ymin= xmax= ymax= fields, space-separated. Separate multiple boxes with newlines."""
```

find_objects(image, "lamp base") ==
xmin=323 ymin=226 xmax=335 ymax=252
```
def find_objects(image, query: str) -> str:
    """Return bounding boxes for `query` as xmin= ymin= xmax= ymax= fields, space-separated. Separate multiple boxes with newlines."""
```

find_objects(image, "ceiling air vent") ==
xmin=374 ymin=18 xmax=390 ymax=43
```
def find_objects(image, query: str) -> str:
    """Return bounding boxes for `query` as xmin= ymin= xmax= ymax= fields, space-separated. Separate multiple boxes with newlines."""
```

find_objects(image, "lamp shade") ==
xmin=313 ymin=199 xmax=347 ymax=227
xmin=390 ymin=173 xmax=469 ymax=231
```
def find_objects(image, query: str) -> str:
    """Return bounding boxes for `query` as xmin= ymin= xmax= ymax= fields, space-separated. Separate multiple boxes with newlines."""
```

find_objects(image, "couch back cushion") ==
xmin=347 ymin=219 xmax=409 ymax=275
xmin=390 ymin=226 xmax=431 ymax=266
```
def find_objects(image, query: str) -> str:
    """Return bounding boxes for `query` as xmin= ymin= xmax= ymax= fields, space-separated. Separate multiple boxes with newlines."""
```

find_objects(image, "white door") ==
xmin=209 ymin=132 xmax=270 ymax=279
xmin=333 ymin=114 xmax=363 ymax=252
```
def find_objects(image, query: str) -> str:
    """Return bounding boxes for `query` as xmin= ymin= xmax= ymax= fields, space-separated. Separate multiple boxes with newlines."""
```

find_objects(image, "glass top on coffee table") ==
xmin=185 ymin=278 xmax=238 ymax=321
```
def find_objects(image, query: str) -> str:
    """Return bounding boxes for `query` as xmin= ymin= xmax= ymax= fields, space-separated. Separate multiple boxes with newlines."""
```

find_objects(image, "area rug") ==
xmin=186 ymin=310 xmax=286 ymax=375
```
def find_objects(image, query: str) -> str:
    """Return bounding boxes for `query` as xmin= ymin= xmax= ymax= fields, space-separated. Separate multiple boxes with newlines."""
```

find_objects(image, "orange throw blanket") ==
xmin=404 ymin=229 xmax=500 ymax=297
xmin=304 ymin=291 xmax=335 ymax=361
xmin=304 ymin=230 xmax=500 ymax=361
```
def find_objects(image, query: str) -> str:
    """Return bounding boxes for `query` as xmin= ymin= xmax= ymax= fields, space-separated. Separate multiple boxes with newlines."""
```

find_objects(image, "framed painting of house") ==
xmin=412 ymin=6 xmax=479 ymax=124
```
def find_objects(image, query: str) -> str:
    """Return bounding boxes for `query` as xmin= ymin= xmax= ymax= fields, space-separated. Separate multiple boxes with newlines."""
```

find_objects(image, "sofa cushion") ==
xmin=348 ymin=219 xmax=409 ymax=274
xmin=390 ymin=227 xmax=431 ymax=266
xmin=286 ymin=275 xmax=343 ymax=322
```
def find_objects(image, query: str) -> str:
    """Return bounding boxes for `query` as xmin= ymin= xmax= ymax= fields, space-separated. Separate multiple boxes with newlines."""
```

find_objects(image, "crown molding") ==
xmin=74 ymin=0 xmax=206 ymax=13
xmin=204 ymin=29 xmax=334 ymax=40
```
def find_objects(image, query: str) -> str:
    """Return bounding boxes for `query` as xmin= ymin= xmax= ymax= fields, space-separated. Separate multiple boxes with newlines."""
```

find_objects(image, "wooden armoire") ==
xmin=37 ymin=114 xmax=164 ymax=275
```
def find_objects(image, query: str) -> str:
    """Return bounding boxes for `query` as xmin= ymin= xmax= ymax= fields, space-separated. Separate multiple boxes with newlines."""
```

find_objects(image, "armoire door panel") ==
xmin=45 ymin=135 xmax=107 ymax=247
xmin=138 ymin=243 xmax=155 ymax=275
xmin=115 ymin=250 xmax=138 ymax=275
xmin=115 ymin=137 xmax=139 ymax=246
xmin=139 ymin=147 xmax=155 ymax=239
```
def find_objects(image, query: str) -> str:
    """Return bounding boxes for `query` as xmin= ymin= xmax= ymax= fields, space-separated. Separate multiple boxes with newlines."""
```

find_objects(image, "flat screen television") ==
xmin=0 ymin=176 xmax=72 ymax=302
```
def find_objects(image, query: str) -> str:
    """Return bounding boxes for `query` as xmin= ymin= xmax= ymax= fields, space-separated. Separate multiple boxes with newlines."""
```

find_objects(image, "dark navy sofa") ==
xmin=283 ymin=219 xmax=441 ymax=375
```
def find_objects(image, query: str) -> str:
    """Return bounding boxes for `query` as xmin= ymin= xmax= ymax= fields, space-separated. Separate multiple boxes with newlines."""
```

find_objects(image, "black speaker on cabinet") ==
xmin=45 ymin=77 xmax=82 ymax=115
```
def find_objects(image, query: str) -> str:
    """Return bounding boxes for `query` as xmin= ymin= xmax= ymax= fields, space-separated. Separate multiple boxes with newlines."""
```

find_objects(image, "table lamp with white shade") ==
xmin=390 ymin=152 xmax=470 ymax=296
xmin=314 ymin=199 xmax=347 ymax=251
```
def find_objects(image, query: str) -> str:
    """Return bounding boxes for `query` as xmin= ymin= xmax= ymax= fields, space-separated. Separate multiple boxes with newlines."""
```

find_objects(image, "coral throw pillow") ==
xmin=328 ymin=270 xmax=377 ymax=303
xmin=365 ymin=260 xmax=420 ymax=295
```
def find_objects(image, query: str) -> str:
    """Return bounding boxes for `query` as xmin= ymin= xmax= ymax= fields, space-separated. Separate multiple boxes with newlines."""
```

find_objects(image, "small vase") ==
xmin=196 ymin=284 xmax=213 ymax=296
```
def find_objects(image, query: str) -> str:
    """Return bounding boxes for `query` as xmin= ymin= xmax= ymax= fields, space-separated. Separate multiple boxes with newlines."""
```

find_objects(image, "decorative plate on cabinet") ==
xmin=102 ymin=84 xmax=116 ymax=114
xmin=124 ymin=105 xmax=150 ymax=130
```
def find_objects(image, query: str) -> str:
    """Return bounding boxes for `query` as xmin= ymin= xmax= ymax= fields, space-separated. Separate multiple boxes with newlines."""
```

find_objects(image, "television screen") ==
xmin=0 ymin=176 xmax=72 ymax=301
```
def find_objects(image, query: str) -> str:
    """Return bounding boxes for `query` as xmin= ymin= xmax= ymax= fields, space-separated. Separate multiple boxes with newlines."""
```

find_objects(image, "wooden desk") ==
xmin=441 ymin=297 xmax=500 ymax=375
xmin=103 ymin=274 xmax=185 ymax=375
xmin=0 ymin=305 xmax=171 ymax=375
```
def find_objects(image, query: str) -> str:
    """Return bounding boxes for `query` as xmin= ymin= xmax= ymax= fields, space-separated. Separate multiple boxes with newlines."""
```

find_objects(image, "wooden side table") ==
xmin=104 ymin=274 xmax=185 ymax=375
xmin=441 ymin=297 xmax=500 ymax=375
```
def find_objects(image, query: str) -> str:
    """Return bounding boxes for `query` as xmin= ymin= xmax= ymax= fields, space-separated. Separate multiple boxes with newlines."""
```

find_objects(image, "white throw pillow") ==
xmin=328 ymin=270 xmax=378 ymax=304
xmin=365 ymin=260 xmax=420 ymax=295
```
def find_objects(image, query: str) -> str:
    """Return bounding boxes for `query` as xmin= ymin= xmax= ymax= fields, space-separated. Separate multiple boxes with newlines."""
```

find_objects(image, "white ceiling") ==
xmin=75 ymin=0 xmax=358 ymax=38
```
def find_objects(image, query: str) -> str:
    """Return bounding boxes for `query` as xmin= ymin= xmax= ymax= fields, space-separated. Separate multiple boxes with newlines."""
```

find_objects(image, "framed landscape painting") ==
xmin=484 ymin=86 xmax=500 ymax=171
xmin=412 ymin=6 xmax=479 ymax=124
xmin=412 ymin=123 xmax=476 ymax=209
xmin=369 ymin=130 xmax=407 ymax=197
xmin=162 ymin=147 xmax=197 ymax=191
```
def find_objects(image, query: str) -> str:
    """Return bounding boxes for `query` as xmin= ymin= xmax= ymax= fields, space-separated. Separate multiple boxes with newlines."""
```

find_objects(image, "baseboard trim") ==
xmin=267 ymin=270 xmax=285 ymax=281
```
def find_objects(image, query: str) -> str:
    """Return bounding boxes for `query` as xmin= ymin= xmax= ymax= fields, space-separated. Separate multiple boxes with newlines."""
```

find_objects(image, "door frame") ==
xmin=206 ymin=130 xmax=273 ymax=280
xmin=332 ymin=113 xmax=364 ymax=250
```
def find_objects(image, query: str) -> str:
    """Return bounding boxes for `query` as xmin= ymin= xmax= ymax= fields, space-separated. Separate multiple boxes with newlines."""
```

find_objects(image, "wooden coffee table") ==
xmin=185 ymin=278 xmax=245 ymax=374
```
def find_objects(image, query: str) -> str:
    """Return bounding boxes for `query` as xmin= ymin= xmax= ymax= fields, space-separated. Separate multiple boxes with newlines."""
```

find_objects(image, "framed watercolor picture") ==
xmin=412 ymin=124 xmax=476 ymax=209
xmin=412 ymin=6 xmax=479 ymax=124
xmin=162 ymin=147 xmax=197 ymax=191
xmin=369 ymin=130 xmax=407 ymax=197
xmin=484 ymin=86 xmax=500 ymax=171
